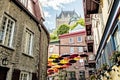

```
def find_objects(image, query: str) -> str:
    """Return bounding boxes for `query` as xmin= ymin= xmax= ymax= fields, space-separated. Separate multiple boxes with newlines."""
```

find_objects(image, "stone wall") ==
xmin=0 ymin=0 xmax=49 ymax=80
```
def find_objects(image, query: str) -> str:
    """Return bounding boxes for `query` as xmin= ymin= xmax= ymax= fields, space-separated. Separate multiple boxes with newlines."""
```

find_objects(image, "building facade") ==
xmin=48 ymin=40 xmax=60 ymax=58
xmin=56 ymin=10 xmax=80 ymax=28
xmin=0 ymin=0 xmax=49 ymax=80
xmin=58 ymin=25 xmax=95 ymax=80
xmin=83 ymin=0 xmax=120 ymax=80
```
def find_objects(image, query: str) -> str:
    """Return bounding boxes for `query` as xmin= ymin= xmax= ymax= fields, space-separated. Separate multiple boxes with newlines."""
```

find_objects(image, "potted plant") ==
xmin=90 ymin=75 xmax=96 ymax=80
xmin=110 ymin=51 xmax=120 ymax=66
xmin=102 ymin=63 xmax=109 ymax=71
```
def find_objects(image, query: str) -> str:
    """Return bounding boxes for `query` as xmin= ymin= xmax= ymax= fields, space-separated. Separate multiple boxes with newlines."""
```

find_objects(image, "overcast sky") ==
xmin=40 ymin=0 xmax=84 ymax=30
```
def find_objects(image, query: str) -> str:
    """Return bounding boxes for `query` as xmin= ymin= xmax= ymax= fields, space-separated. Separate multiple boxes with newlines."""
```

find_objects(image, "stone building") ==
xmin=83 ymin=0 xmax=120 ymax=80
xmin=56 ymin=10 xmax=80 ymax=28
xmin=0 ymin=0 xmax=49 ymax=80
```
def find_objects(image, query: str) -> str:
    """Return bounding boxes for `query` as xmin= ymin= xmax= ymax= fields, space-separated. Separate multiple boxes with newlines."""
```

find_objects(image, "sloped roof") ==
xmin=57 ymin=10 xmax=79 ymax=19
xmin=69 ymin=24 xmax=85 ymax=33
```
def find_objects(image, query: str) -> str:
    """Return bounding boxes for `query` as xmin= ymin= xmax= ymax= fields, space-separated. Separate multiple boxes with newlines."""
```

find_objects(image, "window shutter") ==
xmin=12 ymin=69 xmax=20 ymax=80
xmin=32 ymin=73 xmax=38 ymax=80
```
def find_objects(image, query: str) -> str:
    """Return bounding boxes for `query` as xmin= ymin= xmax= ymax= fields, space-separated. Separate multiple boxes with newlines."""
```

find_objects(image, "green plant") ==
xmin=110 ymin=51 xmax=120 ymax=64
xmin=102 ymin=63 xmax=109 ymax=71
xmin=90 ymin=75 xmax=96 ymax=80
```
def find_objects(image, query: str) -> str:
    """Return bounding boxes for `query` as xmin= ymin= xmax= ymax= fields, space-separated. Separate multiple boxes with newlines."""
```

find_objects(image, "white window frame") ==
xmin=24 ymin=29 xmax=34 ymax=56
xmin=19 ymin=72 xmax=31 ymax=80
xmin=69 ymin=38 xmax=74 ymax=43
xmin=70 ymin=47 xmax=74 ymax=53
xmin=78 ymin=47 xmax=83 ymax=52
xmin=0 ymin=14 xmax=15 ymax=47
xmin=49 ymin=46 xmax=53 ymax=53
xmin=77 ymin=36 xmax=82 ymax=42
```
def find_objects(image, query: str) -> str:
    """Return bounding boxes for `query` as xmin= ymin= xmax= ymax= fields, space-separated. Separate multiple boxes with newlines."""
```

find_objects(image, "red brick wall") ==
xmin=60 ymin=32 xmax=87 ymax=55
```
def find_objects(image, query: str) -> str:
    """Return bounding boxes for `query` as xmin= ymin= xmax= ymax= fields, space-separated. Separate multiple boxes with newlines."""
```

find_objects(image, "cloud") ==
xmin=44 ymin=11 xmax=51 ymax=18
xmin=40 ymin=0 xmax=76 ymax=10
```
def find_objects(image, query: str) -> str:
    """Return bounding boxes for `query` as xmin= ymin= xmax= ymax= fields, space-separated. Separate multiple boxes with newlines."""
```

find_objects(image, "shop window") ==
xmin=79 ymin=71 xmax=85 ymax=80
xmin=69 ymin=71 xmax=76 ymax=79
xmin=20 ymin=72 xmax=31 ymax=80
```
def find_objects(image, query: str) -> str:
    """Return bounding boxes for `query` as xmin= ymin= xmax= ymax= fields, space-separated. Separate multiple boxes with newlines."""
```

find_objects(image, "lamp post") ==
xmin=2 ymin=57 xmax=8 ymax=65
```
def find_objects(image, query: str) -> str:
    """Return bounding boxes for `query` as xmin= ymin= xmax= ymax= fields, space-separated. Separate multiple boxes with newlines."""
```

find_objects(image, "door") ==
xmin=0 ymin=66 xmax=9 ymax=80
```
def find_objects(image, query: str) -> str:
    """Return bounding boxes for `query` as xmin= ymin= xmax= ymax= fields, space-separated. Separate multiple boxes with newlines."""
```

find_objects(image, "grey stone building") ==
xmin=56 ymin=10 xmax=80 ymax=28
xmin=0 ymin=0 xmax=49 ymax=80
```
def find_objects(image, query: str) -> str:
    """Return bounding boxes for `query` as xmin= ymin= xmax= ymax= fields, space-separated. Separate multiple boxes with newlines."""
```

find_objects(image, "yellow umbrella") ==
xmin=74 ymin=56 xmax=80 ymax=60
xmin=48 ymin=58 xmax=54 ymax=62
xmin=60 ymin=59 xmax=69 ymax=64
xmin=49 ymin=54 xmax=59 ymax=59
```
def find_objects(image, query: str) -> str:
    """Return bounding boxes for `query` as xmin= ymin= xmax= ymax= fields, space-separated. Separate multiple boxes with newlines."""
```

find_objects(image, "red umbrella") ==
xmin=69 ymin=54 xmax=79 ymax=59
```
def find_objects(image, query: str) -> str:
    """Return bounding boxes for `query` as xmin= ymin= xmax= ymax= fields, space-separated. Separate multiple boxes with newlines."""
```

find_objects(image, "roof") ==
xmin=59 ymin=31 xmax=86 ymax=38
xmin=69 ymin=24 xmax=85 ymax=33
xmin=57 ymin=10 xmax=79 ymax=19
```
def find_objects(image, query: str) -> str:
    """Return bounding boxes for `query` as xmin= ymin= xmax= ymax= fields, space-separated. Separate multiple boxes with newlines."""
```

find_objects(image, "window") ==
xmin=19 ymin=0 xmax=28 ymax=7
xmin=20 ymin=72 xmax=31 ymax=80
xmin=70 ymin=47 xmax=74 ymax=53
xmin=113 ymin=26 xmax=120 ymax=51
xmin=69 ymin=71 xmax=76 ymax=78
xmin=0 ymin=15 xmax=15 ymax=47
xmin=69 ymin=38 xmax=74 ymax=43
xmin=49 ymin=46 xmax=53 ymax=53
xmin=78 ymin=47 xmax=83 ymax=52
xmin=77 ymin=36 xmax=82 ymax=42
xmin=79 ymin=71 xmax=85 ymax=80
xmin=24 ymin=29 xmax=33 ymax=55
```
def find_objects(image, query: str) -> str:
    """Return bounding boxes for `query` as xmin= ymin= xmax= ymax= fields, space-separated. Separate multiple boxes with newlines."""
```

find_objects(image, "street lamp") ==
xmin=2 ymin=57 xmax=8 ymax=65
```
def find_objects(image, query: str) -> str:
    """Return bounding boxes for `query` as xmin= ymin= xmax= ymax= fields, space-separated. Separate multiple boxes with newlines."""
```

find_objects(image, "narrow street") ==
xmin=0 ymin=0 xmax=120 ymax=80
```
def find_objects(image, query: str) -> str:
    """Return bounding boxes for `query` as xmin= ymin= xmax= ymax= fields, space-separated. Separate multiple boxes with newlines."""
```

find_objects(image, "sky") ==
xmin=40 ymin=0 xmax=84 ymax=30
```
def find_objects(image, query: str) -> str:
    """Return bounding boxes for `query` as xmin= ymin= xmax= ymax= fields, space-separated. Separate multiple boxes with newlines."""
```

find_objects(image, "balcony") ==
xmin=86 ymin=35 xmax=94 ymax=43
xmin=85 ymin=18 xmax=91 ymax=25
xmin=83 ymin=0 xmax=100 ymax=16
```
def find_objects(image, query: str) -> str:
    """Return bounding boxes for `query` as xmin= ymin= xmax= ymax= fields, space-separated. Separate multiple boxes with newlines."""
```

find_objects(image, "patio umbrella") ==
xmin=69 ymin=59 xmax=77 ymax=63
xmin=48 ymin=62 xmax=56 ymax=66
xmin=57 ymin=57 xmax=63 ymax=60
xmin=69 ymin=54 xmax=79 ymax=59
xmin=80 ymin=53 xmax=88 ymax=57
xmin=58 ymin=63 xmax=64 ymax=65
xmin=47 ymin=66 xmax=51 ymax=68
xmin=53 ymin=59 xmax=60 ymax=63
xmin=61 ymin=54 xmax=70 ymax=57
xmin=65 ymin=63 xmax=72 ymax=66
xmin=59 ymin=59 xmax=69 ymax=64
xmin=74 ymin=56 xmax=80 ymax=60
xmin=49 ymin=54 xmax=59 ymax=59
